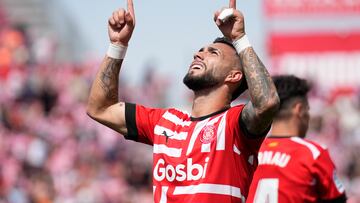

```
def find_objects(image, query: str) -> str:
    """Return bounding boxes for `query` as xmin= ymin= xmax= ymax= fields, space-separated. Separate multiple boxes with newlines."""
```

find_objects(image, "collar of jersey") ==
xmin=190 ymin=107 xmax=230 ymax=121
xmin=267 ymin=135 xmax=295 ymax=138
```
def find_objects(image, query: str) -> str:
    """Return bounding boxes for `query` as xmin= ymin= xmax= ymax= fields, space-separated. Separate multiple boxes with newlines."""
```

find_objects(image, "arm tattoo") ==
xmin=100 ymin=59 xmax=122 ymax=103
xmin=240 ymin=48 xmax=274 ymax=109
xmin=239 ymin=47 xmax=279 ymax=135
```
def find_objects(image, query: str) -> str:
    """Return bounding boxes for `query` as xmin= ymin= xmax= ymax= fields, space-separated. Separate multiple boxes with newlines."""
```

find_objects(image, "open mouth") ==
xmin=191 ymin=64 xmax=202 ymax=70
xmin=190 ymin=61 xmax=206 ymax=70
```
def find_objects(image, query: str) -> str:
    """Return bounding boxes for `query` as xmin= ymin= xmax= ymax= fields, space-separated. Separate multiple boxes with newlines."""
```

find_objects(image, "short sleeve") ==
xmin=125 ymin=103 xmax=166 ymax=145
xmin=227 ymin=104 xmax=266 ymax=153
xmin=312 ymin=148 xmax=347 ymax=202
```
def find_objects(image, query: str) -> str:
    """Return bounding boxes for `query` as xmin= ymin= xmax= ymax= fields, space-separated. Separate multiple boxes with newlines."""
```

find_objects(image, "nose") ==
xmin=193 ymin=51 xmax=204 ymax=60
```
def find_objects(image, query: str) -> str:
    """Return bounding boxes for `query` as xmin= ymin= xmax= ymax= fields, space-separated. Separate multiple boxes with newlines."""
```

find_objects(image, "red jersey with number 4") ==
xmin=247 ymin=136 xmax=346 ymax=203
xmin=125 ymin=103 xmax=266 ymax=203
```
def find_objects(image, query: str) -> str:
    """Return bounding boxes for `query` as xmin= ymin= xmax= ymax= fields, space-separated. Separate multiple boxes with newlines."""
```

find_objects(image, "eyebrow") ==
xmin=208 ymin=46 xmax=220 ymax=53
xmin=198 ymin=46 xmax=221 ymax=53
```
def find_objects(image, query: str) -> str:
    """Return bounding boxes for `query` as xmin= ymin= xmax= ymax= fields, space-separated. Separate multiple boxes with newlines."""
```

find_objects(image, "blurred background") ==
xmin=0 ymin=0 xmax=359 ymax=202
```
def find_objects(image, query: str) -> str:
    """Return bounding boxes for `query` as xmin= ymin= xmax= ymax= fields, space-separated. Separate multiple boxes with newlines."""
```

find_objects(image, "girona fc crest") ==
xmin=200 ymin=125 xmax=217 ymax=144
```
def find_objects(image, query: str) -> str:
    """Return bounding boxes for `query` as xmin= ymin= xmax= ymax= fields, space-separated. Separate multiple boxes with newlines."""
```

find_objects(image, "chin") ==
xmin=187 ymin=70 xmax=204 ymax=77
xmin=183 ymin=69 xmax=220 ymax=91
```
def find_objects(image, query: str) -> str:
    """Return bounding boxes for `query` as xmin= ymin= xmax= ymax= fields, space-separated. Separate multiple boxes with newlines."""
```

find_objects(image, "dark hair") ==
xmin=272 ymin=75 xmax=310 ymax=117
xmin=213 ymin=37 xmax=234 ymax=49
xmin=213 ymin=37 xmax=248 ymax=101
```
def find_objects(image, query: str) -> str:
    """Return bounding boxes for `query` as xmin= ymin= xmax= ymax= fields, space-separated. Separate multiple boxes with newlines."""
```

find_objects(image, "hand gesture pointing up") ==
xmin=214 ymin=0 xmax=245 ymax=41
xmin=108 ymin=0 xmax=135 ymax=46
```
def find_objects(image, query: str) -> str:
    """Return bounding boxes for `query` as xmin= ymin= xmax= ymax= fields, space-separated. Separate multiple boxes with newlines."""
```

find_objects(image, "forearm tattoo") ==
xmin=100 ymin=59 xmax=122 ymax=102
xmin=239 ymin=48 xmax=275 ymax=109
xmin=239 ymin=47 xmax=278 ymax=134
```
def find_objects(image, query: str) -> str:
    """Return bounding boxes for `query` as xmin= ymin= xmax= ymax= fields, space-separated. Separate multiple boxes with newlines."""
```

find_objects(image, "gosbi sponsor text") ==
xmin=154 ymin=157 xmax=210 ymax=182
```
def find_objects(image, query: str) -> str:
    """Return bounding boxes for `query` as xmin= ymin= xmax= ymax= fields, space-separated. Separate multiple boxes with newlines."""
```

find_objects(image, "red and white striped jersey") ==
xmin=247 ymin=136 xmax=347 ymax=203
xmin=125 ymin=103 xmax=266 ymax=203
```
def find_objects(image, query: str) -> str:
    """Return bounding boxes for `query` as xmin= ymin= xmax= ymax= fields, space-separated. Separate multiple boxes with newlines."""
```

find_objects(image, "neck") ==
xmin=190 ymin=87 xmax=231 ymax=118
xmin=270 ymin=119 xmax=300 ymax=137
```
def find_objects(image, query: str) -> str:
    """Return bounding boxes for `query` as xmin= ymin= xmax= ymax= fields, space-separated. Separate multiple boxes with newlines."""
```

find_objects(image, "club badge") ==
xmin=200 ymin=125 xmax=217 ymax=144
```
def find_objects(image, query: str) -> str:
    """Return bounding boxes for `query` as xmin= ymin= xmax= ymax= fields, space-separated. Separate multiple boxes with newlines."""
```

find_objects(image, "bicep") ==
xmin=240 ymin=102 xmax=273 ymax=136
xmin=88 ymin=102 xmax=128 ymax=136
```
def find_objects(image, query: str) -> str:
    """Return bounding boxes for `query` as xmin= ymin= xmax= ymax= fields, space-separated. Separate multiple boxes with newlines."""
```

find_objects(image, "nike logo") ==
xmin=162 ymin=130 xmax=174 ymax=143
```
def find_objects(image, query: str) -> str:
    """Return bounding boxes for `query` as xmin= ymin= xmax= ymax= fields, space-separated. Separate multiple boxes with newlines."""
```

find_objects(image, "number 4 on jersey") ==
xmin=254 ymin=178 xmax=279 ymax=203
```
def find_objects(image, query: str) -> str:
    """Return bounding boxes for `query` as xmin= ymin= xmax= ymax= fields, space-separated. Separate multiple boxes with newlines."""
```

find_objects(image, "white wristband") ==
xmin=107 ymin=43 xmax=127 ymax=59
xmin=232 ymin=35 xmax=251 ymax=54
xmin=218 ymin=8 xmax=234 ymax=23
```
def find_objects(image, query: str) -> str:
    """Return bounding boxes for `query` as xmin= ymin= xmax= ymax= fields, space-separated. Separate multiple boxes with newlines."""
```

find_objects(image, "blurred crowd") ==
xmin=0 ymin=10 xmax=360 ymax=203
xmin=0 ymin=23 xmax=170 ymax=203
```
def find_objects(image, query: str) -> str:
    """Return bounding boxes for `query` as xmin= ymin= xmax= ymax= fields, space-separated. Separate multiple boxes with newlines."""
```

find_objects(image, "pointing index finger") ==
xmin=127 ymin=0 xmax=135 ymax=18
xmin=229 ymin=0 xmax=236 ymax=9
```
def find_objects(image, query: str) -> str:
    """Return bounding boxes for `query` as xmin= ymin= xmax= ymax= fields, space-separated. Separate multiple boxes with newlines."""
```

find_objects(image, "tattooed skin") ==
xmin=100 ymin=58 xmax=122 ymax=103
xmin=239 ymin=47 xmax=279 ymax=135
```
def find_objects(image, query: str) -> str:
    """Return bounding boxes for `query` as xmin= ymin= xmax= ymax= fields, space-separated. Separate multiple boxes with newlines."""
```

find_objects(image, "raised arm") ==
xmin=87 ymin=0 xmax=135 ymax=136
xmin=215 ymin=0 xmax=279 ymax=136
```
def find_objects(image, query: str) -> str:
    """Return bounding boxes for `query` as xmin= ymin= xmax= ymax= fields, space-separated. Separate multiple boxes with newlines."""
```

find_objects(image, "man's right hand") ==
xmin=108 ymin=0 xmax=135 ymax=47
xmin=214 ymin=0 xmax=245 ymax=42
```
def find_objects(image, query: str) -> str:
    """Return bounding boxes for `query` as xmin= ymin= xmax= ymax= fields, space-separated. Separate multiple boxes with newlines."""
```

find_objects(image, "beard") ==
xmin=183 ymin=71 xmax=220 ymax=91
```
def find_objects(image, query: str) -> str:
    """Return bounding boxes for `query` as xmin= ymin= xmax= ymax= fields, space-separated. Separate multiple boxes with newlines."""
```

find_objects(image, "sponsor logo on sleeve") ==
xmin=333 ymin=171 xmax=345 ymax=193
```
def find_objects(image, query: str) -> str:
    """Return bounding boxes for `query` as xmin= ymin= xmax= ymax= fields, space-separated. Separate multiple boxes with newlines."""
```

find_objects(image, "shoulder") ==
xmin=167 ymin=107 xmax=191 ymax=118
xmin=226 ymin=104 xmax=246 ymax=116
xmin=289 ymin=137 xmax=326 ymax=160
xmin=230 ymin=103 xmax=246 ymax=110
xmin=260 ymin=137 xmax=293 ymax=151
xmin=129 ymin=104 xmax=176 ymax=124
xmin=161 ymin=107 xmax=191 ymax=124
xmin=134 ymin=104 xmax=185 ymax=117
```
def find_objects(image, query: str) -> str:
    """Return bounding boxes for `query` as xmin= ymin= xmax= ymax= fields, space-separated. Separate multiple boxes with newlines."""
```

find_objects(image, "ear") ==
xmin=292 ymin=102 xmax=304 ymax=118
xmin=224 ymin=70 xmax=242 ymax=83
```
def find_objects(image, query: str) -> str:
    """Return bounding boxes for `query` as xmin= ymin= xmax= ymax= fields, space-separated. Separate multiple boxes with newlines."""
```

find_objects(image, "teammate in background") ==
xmin=87 ymin=0 xmax=279 ymax=202
xmin=247 ymin=75 xmax=347 ymax=203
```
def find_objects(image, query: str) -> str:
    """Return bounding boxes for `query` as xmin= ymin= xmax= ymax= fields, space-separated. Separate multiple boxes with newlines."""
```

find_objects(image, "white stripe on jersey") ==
xmin=192 ymin=114 xmax=226 ymax=154
xmin=290 ymin=137 xmax=320 ymax=159
xmin=216 ymin=112 xmax=227 ymax=151
xmin=154 ymin=144 xmax=182 ymax=157
xmin=201 ymin=143 xmax=211 ymax=153
xmin=173 ymin=183 xmax=246 ymax=202
xmin=159 ymin=186 xmax=169 ymax=203
xmin=186 ymin=119 xmax=209 ymax=156
xmin=233 ymin=145 xmax=241 ymax=155
xmin=207 ymin=115 xmax=222 ymax=125
xmin=163 ymin=111 xmax=191 ymax=127
xmin=154 ymin=125 xmax=188 ymax=140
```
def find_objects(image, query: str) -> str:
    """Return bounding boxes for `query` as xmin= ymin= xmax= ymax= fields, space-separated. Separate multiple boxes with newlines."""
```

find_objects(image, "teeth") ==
xmin=191 ymin=65 xmax=202 ymax=69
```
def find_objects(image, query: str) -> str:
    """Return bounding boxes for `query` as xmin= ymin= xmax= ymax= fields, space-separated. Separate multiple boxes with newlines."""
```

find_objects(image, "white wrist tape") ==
xmin=232 ymin=35 xmax=252 ymax=54
xmin=218 ymin=8 xmax=234 ymax=23
xmin=107 ymin=43 xmax=127 ymax=59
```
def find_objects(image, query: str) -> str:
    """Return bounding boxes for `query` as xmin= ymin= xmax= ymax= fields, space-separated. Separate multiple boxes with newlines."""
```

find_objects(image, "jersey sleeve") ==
xmin=228 ymin=104 xmax=266 ymax=152
xmin=312 ymin=148 xmax=347 ymax=202
xmin=125 ymin=103 xmax=166 ymax=145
